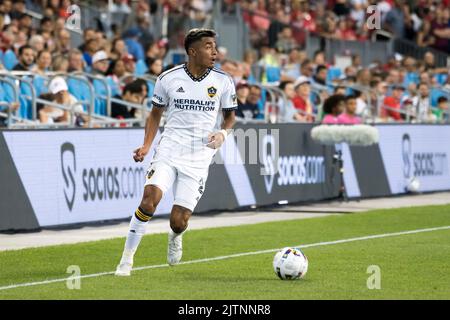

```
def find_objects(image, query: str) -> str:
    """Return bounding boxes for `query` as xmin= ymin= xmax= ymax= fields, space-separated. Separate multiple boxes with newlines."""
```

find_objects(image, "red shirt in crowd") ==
xmin=292 ymin=95 xmax=307 ymax=111
xmin=382 ymin=96 xmax=402 ymax=121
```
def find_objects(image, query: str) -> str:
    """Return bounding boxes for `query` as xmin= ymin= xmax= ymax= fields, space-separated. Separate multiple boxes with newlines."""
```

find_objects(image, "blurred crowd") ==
xmin=223 ymin=0 xmax=450 ymax=53
xmin=0 ymin=0 xmax=449 ymax=127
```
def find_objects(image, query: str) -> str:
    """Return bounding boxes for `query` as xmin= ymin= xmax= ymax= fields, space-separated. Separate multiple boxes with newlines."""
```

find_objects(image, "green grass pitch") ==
xmin=0 ymin=204 xmax=449 ymax=299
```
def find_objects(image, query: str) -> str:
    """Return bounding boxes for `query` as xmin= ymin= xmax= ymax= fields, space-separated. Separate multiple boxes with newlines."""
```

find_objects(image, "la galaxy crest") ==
xmin=207 ymin=86 xmax=217 ymax=98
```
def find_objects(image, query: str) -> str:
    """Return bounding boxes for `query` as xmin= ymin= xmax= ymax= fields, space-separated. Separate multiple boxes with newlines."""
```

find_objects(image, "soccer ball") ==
xmin=273 ymin=247 xmax=308 ymax=280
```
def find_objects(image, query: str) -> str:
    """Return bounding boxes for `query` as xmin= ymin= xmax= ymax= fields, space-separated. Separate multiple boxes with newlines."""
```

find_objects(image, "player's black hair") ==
xmin=184 ymin=28 xmax=216 ymax=54
xmin=345 ymin=94 xmax=357 ymax=102
xmin=323 ymin=94 xmax=345 ymax=114
xmin=123 ymin=80 xmax=144 ymax=95
xmin=18 ymin=44 xmax=33 ymax=56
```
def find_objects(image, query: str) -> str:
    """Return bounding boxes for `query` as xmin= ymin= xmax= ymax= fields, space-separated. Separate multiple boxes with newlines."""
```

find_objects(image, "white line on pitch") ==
xmin=1 ymin=225 xmax=449 ymax=292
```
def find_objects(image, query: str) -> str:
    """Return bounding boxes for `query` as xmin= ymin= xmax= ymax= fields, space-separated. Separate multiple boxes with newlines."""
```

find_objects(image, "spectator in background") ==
xmin=431 ymin=6 xmax=450 ymax=53
xmin=12 ymin=45 xmax=35 ymax=71
xmin=383 ymin=0 xmax=405 ymax=38
xmin=107 ymin=58 xmax=127 ymax=95
xmin=111 ymin=80 xmax=145 ymax=119
xmin=416 ymin=19 xmax=435 ymax=48
xmin=275 ymin=26 xmax=297 ymax=53
xmin=322 ymin=94 xmax=345 ymax=124
xmin=338 ymin=94 xmax=362 ymax=124
xmin=91 ymin=50 xmax=110 ymax=76
xmin=82 ymin=38 xmax=100 ymax=67
xmin=281 ymin=48 xmax=306 ymax=81
xmin=78 ymin=28 xmax=96 ymax=53
xmin=381 ymin=84 xmax=405 ymax=122
xmin=415 ymin=82 xmax=432 ymax=122
xmin=39 ymin=77 xmax=87 ymax=126
xmin=335 ymin=17 xmax=357 ymax=40
xmin=356 ymin=68 xmax=371 ymax=87
xmin=354 ymin=90 xmax=368 ymax=117
xmin=144 ymin=41 xmax=161 ymax=65
xmin=236 ymin=84 xmax=262 ymax=120
xmin=56 ymin=29 xmax=71 ymax=55
xmin=433 ymin=96 xmax=449 ymax=123
xmin=110 ymin=38 xmax=128 ymax=61
xmin=312 ymin=65 xmax=328 ymax=86
xmin=123 ymin=28 xmax=145 ymax=61
xmin=235 ymin=80 xmax=250 ymax=110
xmin=122 ymin=53 xmax=136 ymax=76
xmin=300 ymin=59 xmax=314 ymax=79
xmin=68 ymin=49 xmax=85 ymax=72
xmin=312 ymin=50 xmax=327 ymax=69
xmin=146 ymin=57 xmax=163 ymax=77
xmin=31 ymin=49 xmax=52 ymax=75
xmin=267 ymin=8 xmax=289 ymax=48
xmin=292 ymin=75 xmax=314 ymax=122
xmin=0 ymin=0 xmax=12 ymax=26
xmin=28 ymin=35 xmax=45 ymax=53
xmin=334 ymin=85 xmax=347 ymax=96
xmin=279 ymin=80 xmax=304 ymax=123
xmin=52 ymin=55 xmax=69 ymax=72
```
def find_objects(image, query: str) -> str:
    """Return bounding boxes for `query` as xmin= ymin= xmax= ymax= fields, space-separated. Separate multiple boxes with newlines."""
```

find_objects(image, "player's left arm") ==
xmin=207 ymin=77 xmax=237 ymax=149
xmin=206 ymin=110 xmax=235 ymax=149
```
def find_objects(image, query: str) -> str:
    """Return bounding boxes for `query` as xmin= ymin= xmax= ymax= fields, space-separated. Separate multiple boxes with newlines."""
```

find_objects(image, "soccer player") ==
xmin=115 ymin=29 xmax=237 ymax=276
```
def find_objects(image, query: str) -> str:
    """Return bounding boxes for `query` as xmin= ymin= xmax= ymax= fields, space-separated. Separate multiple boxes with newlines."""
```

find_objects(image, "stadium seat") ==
xmin=435 ymin=74 xmax=448 ymax=86
xmin=265 ymin=66 xmax=281 ymax=83
xmin=327 ymin=67 xmax=342 ymax=83
xmin=135 ymin=59 xmax=148 ymax=76
xmin=93 ymin=79 xmax=108 ymax=115
xmin=2 ymin=50 xmax=18 ymax=71
xmin=33 ymin=76 xmax=48 ymax=97
xmin=256 ymin=88 xmax=266 ymax=119
xmin=403 ymin=72 xmax=419 ymax=87
xmin=68 ymin=78 xmax=91 ymax=112
xmin=107 ymin=77 xmax=122 ymax=97
xmin=19 ymin=80 xmax=33 ymax=119
xmin=430 ymin=88 xmax=447 ymax=107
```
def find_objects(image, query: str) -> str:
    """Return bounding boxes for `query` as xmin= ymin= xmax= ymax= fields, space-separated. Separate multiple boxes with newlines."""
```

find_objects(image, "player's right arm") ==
xmin=133 ymin=76 xmax=169 ymax=162
xmin=133 ymin=107 xmax=164 ymax=162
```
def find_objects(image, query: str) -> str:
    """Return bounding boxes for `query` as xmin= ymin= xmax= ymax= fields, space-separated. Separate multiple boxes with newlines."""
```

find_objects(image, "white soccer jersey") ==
xmin=151 ymin=63 xmax=237 ymax=175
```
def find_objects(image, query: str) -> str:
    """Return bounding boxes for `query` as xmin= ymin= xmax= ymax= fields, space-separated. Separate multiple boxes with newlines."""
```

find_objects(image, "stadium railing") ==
xmin=2 ymin=68 xmax=449 ymax=128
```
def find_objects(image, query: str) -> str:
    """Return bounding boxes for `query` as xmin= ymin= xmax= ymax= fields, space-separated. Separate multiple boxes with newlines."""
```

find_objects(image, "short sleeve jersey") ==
xmin=151 ymin=63 xmax=237 ymax=169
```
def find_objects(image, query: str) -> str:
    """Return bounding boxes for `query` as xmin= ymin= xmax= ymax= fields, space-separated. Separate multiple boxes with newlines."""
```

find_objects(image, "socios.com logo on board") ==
xmin=262 ymin=134 xmax=326 ymax=194
xmin=60 ymin=142 xmax=145 ymax=211
xmin=401 ymin=133 xmax=448 ymax=178
xmin=61 ymin=142 xmax=76 ymax=211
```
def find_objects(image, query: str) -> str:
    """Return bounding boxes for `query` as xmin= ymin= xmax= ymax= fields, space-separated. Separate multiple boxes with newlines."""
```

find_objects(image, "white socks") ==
xmin=119 ymin=207 xmax=153 ymax=264
xmin=124 ymin=214 xmax=148 ymax=252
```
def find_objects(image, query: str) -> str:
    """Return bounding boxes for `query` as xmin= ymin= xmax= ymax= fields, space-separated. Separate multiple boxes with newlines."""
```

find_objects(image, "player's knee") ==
xmin=170 ymin=219 xmax=187 ymax=234
xmin=170 ymin=206 xmax=191 ymax=233
xmin=139 ymin=196 xmax=158 ymax=214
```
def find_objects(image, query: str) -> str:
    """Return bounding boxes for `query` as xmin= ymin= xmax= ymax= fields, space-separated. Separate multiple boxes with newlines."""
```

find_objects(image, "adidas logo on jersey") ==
xmin=176 ymin=87 xmax=185 ymax=93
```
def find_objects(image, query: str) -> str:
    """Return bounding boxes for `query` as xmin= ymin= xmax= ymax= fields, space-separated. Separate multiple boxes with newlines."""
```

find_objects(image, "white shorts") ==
xmin=144 ymin=160 xmax=208 ymax=212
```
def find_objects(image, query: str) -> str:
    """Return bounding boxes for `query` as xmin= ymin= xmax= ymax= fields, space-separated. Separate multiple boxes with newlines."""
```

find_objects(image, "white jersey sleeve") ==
xmin=220 ymin=76 xmax=238 ymax=111
xmin=151 ymin=77 xmax=169 ymax=108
